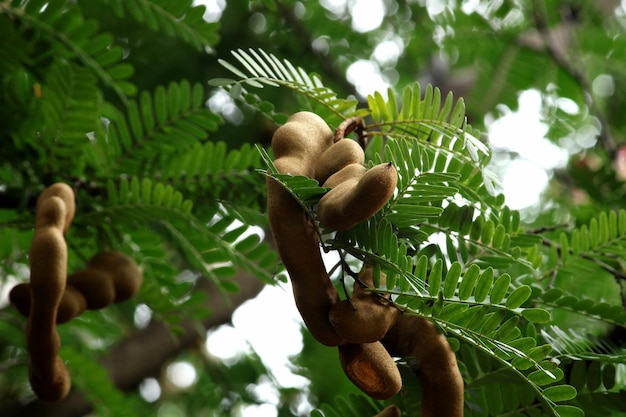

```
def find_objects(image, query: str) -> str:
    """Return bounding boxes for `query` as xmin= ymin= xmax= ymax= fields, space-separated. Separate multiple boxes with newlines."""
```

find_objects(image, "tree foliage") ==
xmin=1 ymin=1 xmax=625 ymax=417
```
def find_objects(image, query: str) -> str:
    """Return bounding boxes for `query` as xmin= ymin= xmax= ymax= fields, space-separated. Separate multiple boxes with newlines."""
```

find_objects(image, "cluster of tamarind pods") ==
xmin=266 ymin=112 xmax=464 ymax=417
xmin=9 ymin=183 xmax=143 ymax=402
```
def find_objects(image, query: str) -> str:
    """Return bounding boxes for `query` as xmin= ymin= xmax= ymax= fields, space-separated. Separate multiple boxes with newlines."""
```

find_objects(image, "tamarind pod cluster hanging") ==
xmin=382 ymin=314 xmax=464 ymax=417
xmin=26 ymin=183 xmax=75 ymax=401
xmin=10 ymin=251 xmax=143 ymax=324
xmin=266 ymin=112 xmax=463 ymax=414
xmin=266 ymin=111 xmax=344 ymax=347
xmin=10 ymin=183 xmax=143 ymax=402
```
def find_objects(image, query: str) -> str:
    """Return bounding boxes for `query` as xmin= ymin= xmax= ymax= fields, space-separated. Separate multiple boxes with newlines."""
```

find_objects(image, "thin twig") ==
xmin=334 ymin=116 xmax=365 ymax=145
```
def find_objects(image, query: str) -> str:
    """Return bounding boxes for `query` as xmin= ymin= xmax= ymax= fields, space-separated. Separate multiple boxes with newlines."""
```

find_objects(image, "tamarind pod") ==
xmin=271 ymin=112 xmax=335 ymax=172
xmin=314 ymin=139 xmax=365 ymax=184
xmin=66 ymin=269 xmax=116 ymax=310
xmin=338 ymin=341 xmax=402 ymax=400
xmin=373 ymin=404 xmax=401 ymax=417
xmin=56 ymin=286 xmax=87 ymax=323
xmin=329 ymin=265 xmax=399 ymax=343
xmin=329 ymin=298 xmax=398 ymax=343
xmin=13 ymin=252 xmax=141 ymax=323
xmin=85 ymin=251 xmax=142 ymax=302
xmin=35 ymin=183 xmax=75 ymax=233
xmin=9 ymin=283 xmax=31 ymax=318
xmin=9 ymin=283 xmax=87 ymax=324
xmin=28 ymin=356 xmax=71 ymax=402
xmin=267 ymin=112 xmax=344 ymax=346
xmin=322 ymin=164 xmax=367 ymax=189
xmin=382 ymin=315 xmax=464 ymax=417
xmin=27 ymin=197 xmax=70 ymax=401
xmin=318 ymin=163 xmax=398 ymax=231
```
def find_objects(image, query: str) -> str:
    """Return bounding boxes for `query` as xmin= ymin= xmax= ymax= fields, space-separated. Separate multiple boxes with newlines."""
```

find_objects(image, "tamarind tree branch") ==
xmin=4 ymin=269 xmax=267 ymax=417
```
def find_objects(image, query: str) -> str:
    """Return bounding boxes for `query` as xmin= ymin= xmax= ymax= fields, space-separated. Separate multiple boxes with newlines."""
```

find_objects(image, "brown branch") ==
xmin=5 ymin=270 xmax=267 ymax=417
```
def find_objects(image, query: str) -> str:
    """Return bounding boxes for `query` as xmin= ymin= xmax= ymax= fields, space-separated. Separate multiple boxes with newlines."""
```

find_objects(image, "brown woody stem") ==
xmin=335 ymin=116 xmax=365 ymax=145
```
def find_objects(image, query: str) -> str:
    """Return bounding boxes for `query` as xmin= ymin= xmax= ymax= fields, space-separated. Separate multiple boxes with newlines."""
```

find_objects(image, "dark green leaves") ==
xmin=92 ymin=80 xmax=220 ymax=173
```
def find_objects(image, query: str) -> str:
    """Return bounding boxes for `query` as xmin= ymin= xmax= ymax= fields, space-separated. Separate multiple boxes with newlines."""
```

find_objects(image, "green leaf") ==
xmin=474 ymin=267 xmax=493 ymax=303
xmin=458 ymin=264 xmax=480 ymax=300
xmin=554 ymin=405 xmax=584 ymax=417
xmin=521 ymin=308 xmax=551 ymax=323
xmin=542 ymin=385 xmax=577 ymax=402
xmin=443 ymin=261 xmax=462 ymax=298
xmin=428 ymin=258 xmax=443 ymax=297
xmin=505 ymin=285 xmax=532 ymax=309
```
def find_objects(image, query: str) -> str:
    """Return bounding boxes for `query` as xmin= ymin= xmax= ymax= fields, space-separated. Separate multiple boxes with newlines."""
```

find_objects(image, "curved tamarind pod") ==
xmin=267 ymin=111 xmax=344 ymax=346
xmin=27 ymin=195 xmax=72 ymax=401
xmin=314 ymin=139 xmax=365 ymax=184
xmin=338 ymin=341 xmax=402 ymax=400
xmin=10 ymin=283 xmax=87 ymax=324
xmin=271 ymin=111 xmax=335 ymax=176
xmin=85 ymin=251 xmax=142 ymax=302
xmin=382 ymin=315 xmax=464 ymax=417
xmin=66 ymin=269 xmax=116 ymax=310
xmin=9 ymin=283 xmax=31 ymax=318
xmin=318 ymin=163 xmax=398 ymax=231
xmin=57 ymin=286 xmax=87 ymax=323
xmin=373 ymin=404 xmax=401 ymax=417
xmin=35 ymin=183 xmax=75 ymax=234
xmin=322 ymin=164 xmax=367 ymax=189
xmin=12 ymin=251 xmax=142 ymax=324
xmin=329 ymin=265 xmax=399 ymax=343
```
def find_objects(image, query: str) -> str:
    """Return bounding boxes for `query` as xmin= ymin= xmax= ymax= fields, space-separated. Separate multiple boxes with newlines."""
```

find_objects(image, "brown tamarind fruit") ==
xmin=373 ymin=404 xmax=401 ymax=417
xmin=314 ymin=138 xmax=365 ymax=184
xmin=11 ymin=251 xmax=143 ymax=323
xmin=329 ymin=264 xmax=399 ymax=343
xmin=338 ymin=341 xmax=402 ymax=400
xmin=382 ymin=314 xmax=464 ymax=417
xmin=322 ymin=164 xmax=367 ymax=189
xmin=267 ymin=111 xmax=344 ymax=346
xmin=63 ymin=251 xmax=142 ymax=313
xmin=35 ymin=183 xmax=75 ymax=233
xmin=27 ymin=185 xmax=74 ymax=401
xmin=9 ymin=283 xmax=86 ymax=324
xmin=318 ymin=162 xmax=398 ymax=231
